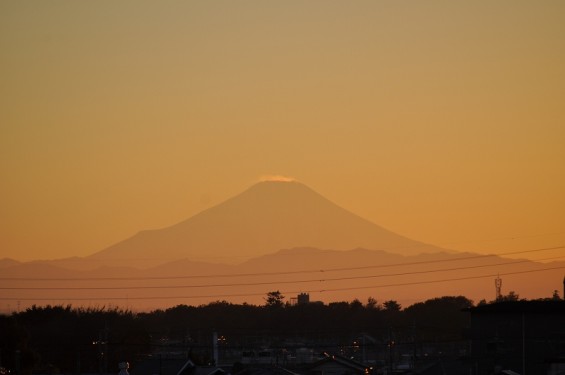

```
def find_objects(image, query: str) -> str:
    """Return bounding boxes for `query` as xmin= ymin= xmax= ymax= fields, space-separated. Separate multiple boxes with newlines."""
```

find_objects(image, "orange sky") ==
xmin=1 ymin=1 xmax=564 ymax=263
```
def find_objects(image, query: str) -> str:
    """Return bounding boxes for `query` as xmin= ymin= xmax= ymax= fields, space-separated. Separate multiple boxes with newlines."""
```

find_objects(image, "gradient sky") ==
xmin=1 ymin=1 xmax=564 ymax=262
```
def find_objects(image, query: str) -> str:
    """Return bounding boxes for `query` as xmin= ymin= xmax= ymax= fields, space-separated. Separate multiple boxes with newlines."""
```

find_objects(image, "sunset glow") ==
xmin=259 ymin=175 xmax=296 ymax=183
xmin=1 ymin=2 xmax=564 ymax=312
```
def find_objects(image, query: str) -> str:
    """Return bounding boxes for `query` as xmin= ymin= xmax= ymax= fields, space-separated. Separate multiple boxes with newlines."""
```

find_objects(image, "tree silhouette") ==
xmin=499 ymin=291 xmax=520 ymax=301
xmin=264 ymin=291 xmax=285 ymax=308
xmin=383 ymin=300 xmax=401 ymax=312
xmin=366 ymin=297 xmax=380 ymax=310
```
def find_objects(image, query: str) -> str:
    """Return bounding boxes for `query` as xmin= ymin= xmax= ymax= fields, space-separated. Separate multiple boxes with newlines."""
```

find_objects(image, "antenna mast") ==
xmin=495 ymin=275 xmax=502 ymax=301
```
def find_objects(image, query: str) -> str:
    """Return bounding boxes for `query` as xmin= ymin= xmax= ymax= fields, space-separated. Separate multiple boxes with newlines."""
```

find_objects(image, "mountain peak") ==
xmin=258 ymin=174 xmax=297 ymax=183
xmin=245 ymin=179 xmax=315 ymax=196
xmin=251 ymin=179 xmax=304 ymax=188
xmin=89 ymin=181 xmax=448 ymax=267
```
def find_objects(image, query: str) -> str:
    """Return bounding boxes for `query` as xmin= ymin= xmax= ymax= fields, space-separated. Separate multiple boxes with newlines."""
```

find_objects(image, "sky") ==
xmin=1 ymin=1 xmax=564 ymax=263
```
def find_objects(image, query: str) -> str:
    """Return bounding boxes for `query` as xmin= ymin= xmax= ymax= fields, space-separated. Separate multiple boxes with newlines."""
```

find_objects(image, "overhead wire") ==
xmin=0 ymin=265 xmax=562 ymax=301
xmin=1 ymin=245 xmax=563 ymax=281
xmin=1 ymin=254 xmax=564 ymax=291
xmin=2 ymin=245 xmax=563 ymax=304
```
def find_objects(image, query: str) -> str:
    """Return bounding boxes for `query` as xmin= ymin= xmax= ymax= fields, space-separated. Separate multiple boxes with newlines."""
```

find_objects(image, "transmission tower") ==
xmin=495 ymin=275 xmax=502 ymax=301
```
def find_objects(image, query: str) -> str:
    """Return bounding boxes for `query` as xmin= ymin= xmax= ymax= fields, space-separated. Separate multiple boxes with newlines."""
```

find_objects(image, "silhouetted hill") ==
xmin=1 ymin=248 xmax=563 ymax=312
xmin=1 ymin=261 xmax=77 ymax=278
xmin=87 ymin=181 xmax=449 ymax=268
xmin=238 ymin=247 xmax=407 ymax=273
xmin=0 ymin=258 xmax=21 ymax=269
xmin=146 ymin=258 xmax=236 ymax=276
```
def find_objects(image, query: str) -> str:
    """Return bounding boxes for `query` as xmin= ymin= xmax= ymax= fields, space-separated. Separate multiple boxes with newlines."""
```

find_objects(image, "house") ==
xmin=133 ymin=358 xmax=224 ymax=375
xmin=467 ymin=300 xmax=565 ymax=375
xmin=306 ymin=353 xmax=371 ymax=375
xmin=232 ymin=365 xmax=301 ymax=375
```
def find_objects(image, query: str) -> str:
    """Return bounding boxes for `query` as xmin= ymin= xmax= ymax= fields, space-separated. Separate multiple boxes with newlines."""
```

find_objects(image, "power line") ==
xmin=1 ymin=255 xmax=563 ymax=291
xmin=1 ymin=245 xmax=563 ymax=282
xmin=318 ymin=266 xmax=565 ymax=293
xmin=0 ymin=265 xmax=562 ymax=301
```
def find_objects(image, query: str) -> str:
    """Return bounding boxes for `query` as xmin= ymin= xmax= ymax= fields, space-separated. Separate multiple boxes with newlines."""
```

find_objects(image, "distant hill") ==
xmin=0 ymin=258 xmax=21 ymax=269
xmin=87 ymin=181 xmax=450 ymax=268
xmin=1 ymin=247 xmax=562 ymax=312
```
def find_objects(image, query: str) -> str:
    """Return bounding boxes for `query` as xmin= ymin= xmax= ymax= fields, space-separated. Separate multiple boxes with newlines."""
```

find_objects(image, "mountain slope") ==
xmin=88 ymin=181 xmax=449 ymax=268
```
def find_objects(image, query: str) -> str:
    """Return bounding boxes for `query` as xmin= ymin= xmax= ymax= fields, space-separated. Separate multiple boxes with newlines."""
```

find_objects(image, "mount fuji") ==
xmin=88 ymin=180 xmax=448 ymax=268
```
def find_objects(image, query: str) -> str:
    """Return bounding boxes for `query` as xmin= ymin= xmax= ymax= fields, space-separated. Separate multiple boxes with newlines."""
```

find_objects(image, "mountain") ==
xmin=87 ymin=181 xmax=450 ymax=268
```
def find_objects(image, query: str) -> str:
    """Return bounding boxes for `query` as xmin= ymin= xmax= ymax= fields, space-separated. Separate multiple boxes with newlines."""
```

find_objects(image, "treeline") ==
xmin=142 ymin=295 xmax=473 ymax=341
xmin=0 ymin=305 xmax=149 ymax=375
xmin=0 ymin=295 xmax=476 ymax=375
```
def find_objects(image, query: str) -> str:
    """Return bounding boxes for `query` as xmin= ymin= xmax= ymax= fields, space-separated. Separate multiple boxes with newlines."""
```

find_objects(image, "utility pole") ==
xmin=522 ymin=313 xmax=526 ymax=375
xmin=388 ymin=327 xmax=394 ymax=374
xmin=213 ymin=332 xmax=219 ymax=366
xmin=361 ymin=335 xmax=366 ymax=364
xmin=412 ymin=321 xmax=417 ymax=370
xmin=95 ymin=326 xmax=109 ymax=375
xmin=97 ymin=331 xmax=103 ymax=375
xmin=104 ymin=325 xmax=109 ymax=375
xmin=76 ymin=349 xmax=81 ymax=375
xmin=15 ymin=350 xmax=21 ymax=375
